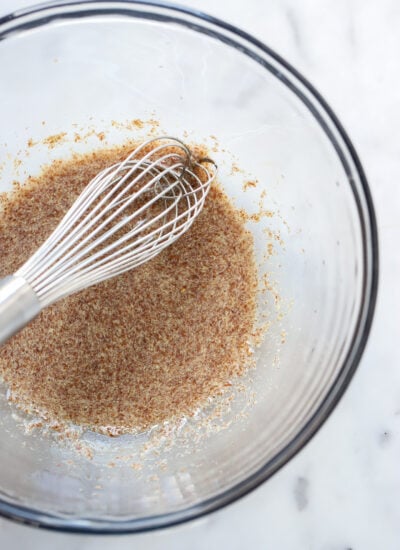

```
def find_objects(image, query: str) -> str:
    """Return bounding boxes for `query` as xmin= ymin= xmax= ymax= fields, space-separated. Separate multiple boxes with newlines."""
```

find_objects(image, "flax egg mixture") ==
xmin=0 ymin=142 xmax=258 ymax=435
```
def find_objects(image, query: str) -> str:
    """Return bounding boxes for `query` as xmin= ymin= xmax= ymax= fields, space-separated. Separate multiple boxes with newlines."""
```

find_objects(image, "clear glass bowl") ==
xmin=0 ymin=0 xmax=378 ymax=533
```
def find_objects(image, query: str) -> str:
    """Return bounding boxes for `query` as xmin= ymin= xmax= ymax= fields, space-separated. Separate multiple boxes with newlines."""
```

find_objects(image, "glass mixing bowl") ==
xmin=0 ymin=0 xmax=378 ymax=533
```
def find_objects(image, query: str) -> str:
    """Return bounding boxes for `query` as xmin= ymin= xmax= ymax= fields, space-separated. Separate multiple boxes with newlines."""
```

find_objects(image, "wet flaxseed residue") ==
xmin=0 ymin=143 xmax=257 ymax=435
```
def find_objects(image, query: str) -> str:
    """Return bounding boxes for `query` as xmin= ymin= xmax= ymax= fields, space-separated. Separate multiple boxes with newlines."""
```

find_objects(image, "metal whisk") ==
xmin=0 ymin=136 xmax=217 ymax=345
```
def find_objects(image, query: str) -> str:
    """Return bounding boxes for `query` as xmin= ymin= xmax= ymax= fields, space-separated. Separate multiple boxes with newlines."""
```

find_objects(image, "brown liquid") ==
xmin=0 ymin=144 xmax=257 ymax=435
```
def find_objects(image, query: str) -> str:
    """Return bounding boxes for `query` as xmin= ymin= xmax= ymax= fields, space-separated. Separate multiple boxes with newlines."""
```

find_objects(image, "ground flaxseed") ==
xmin=0 ymin=143 xmax=257 ymax=435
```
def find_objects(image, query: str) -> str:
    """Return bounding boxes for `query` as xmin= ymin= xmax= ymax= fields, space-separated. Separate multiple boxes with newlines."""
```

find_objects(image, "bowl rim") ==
xmin=0 ymin=0 xmax=379 ymax=534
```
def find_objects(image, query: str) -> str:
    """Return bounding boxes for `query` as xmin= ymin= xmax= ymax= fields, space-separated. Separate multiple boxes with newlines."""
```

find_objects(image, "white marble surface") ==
xmin=0 ymin=0 xmax=399 ymax=548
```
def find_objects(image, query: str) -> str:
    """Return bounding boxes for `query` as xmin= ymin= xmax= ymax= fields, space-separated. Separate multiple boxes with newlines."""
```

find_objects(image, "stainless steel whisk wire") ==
xmin=0 ymin=136 xmax=217 ymax=344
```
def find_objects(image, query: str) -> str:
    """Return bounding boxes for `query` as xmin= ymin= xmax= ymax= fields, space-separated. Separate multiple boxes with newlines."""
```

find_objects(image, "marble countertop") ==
xmin=0 ymin=0 xmax=398 ymax=548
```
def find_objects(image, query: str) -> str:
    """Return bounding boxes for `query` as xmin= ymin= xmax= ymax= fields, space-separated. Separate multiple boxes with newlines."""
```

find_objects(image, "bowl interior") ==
xmin=0 ymin=2 xmax=376 ymax=532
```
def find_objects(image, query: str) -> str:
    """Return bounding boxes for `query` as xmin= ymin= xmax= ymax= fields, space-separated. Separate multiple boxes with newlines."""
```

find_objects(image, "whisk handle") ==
xmin=0 ymin=276 xmax=41 ymax=345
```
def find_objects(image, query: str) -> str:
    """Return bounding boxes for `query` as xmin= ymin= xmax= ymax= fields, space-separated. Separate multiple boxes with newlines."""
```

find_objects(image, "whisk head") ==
xmin=16 ymin=136 xmax=217 ymax=307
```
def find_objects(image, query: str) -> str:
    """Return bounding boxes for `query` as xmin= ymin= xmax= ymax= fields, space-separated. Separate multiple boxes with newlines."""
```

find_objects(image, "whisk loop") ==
xmin=0 ymin=136 xmax=217 ymax=344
